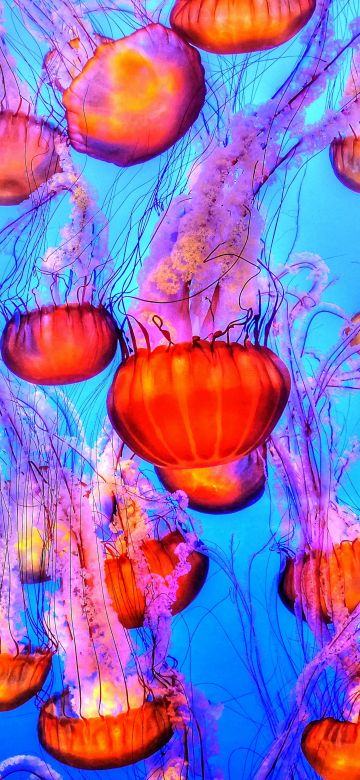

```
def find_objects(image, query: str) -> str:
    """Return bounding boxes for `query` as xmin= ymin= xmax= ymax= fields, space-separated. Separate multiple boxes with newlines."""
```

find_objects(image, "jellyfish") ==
xmin=107 ymin=338 xmax=290 ymax=468
xmin=170 ymin=0 xmax=316 ymax=54
xmin=301 ymin=717 xmax=360 ymax=779
xmin=155 ymin=448 xmax=266 ymax=513
xmin=330 ymin=135 xmax=360 ymax=192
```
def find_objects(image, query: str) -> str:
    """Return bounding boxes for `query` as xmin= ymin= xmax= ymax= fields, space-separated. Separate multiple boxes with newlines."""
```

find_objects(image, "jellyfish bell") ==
xmin=170 ymin=0 xmax=315 ymax=54
xmin=38 ymin=690 xmax=173 ymax=769
xmin=105 ymin=529 xmax=209 ymax=628
xmin=301 ymin=717 xmax=360 ymax=780
xmin=330 ymin=135 xmax=360 ymax=192
xmin=107 ymin=338 xmax=290 ymax=469
xmin=155 ymin=448 xmax=266 ymax=514
xmin=1 ymin=303 xmax=118 ymax=385
xmin=44 ymin=34 xmax=110 ymax=92
xmin=0 ymin=650 xmax=52 ymax=711
xmin=62 ymin=23 xmax=206 ymax=167
xmin=0 ymin=112 xmax=61 ymax=206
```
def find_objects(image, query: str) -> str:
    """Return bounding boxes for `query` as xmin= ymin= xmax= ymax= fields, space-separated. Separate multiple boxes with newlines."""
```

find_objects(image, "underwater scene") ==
xmin=0 ymin=0 xmax=360 ymax=778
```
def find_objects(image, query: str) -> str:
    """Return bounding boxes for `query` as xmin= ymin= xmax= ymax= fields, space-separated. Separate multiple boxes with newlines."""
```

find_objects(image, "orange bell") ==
xmin=107 ymin=339 xmax=290 ymax=468
xmin=38 ymin=692 xmax=173 ymax=769
xmin=0 ymin=651 xmax=52 ymax=711
xmin=1 ymin=303 xmax=118 ymax=385
xmin=105 ymin=530 xmax=209 ymax=628
xmin=330 ymin=136 xmax=360 ymax=192
xmin=155 ymin=449 xmax=266 ymax=513
xmin=302 ymin=717 xmax=360 ymax=780
xmin=170 ymin=0 xmax=315 ymax=54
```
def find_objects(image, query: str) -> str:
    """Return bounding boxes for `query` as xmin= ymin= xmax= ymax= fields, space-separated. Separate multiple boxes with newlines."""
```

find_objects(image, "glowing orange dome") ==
xmin=38 ymin=693 xmax=173 ymax=769
xmin=155 ymin=449 xmax=266 ymax=513
xmin=0 ymin=651 xmax=52 ymax=711
xmin=1 ymin=303 xmax=118 ymax=385
xmin=62 ymin=24 xmax=205 ymax=166
xmin=0 ymin=112 xmax=61 ymax=205
xmin=302 ymin=717 xmax=360 ymax=779
xmin=105 ymin=530 xmax=209 ymax=628
xmin=107 ymin=340 xmax=290 ymax=469
xmin=170 ymin=0 xmax=315 ymax=54
xmin=279 ymin=540 xmax=360 ymax=623
xmin=330 ymin=136 xmax=360 ymax=192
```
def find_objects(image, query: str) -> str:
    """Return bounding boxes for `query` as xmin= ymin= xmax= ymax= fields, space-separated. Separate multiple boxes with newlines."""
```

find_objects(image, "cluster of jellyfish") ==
xmin=1 ymin=0 xmax=360 ymax=776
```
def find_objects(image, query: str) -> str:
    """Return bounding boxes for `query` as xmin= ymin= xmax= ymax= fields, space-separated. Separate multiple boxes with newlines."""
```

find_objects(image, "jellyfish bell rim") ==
xmin=38 ymin=691 xmax=174 ymax=769
xmin=0 ymin=649 xmax=53 ymax=711
xmin=1 ymin=302 xmax=119 ymax=385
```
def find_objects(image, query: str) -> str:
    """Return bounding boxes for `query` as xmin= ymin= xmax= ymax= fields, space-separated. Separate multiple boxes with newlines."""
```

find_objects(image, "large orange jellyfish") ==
xmin=155 ymin=449 xmax=266 ymax=513
xmin=330 ymin=135 xmax=360 ymax=192
xmin=1 ymin=303 xmax=118 ymax=385
xmin=279 ymin=539 xmax=360 ymax=624
xmin=301 ymin=717 xmax=360 ymax=779
xmin=107 ymin=339 xmax=290 ymax=468
xmin=0 ymin=651 xmax=52 ymax=711
xmin=0 ymin=112 xmax=61 ymax=205
xmin=62 ymin=24 xmax=206 ymax=166
xmin=38 ymin=693 xmax=173 ymax=769
xmin=170 ymin=0 xmax=315 ymax=54
xmin=105 ymin=529 xmax=209 ymax=628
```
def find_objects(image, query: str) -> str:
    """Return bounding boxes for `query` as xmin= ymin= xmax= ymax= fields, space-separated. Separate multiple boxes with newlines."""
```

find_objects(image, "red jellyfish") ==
xmin=107 ymin=338 xmax=290 ymax=469
xmin=301 ymin=717 xmax=360 ymax=779
xmin=0 ymin=113 xmax=61 ymax=206
xmin=155 ymin=448 xmax=266 ymax=514
xmin=105 ymin=529 xmax=209 ymax=629
xmin=330 ymin=135 xmax=360 ymax=192
xmin=170 ymin=0 xmax=315 ymax=55
xmin=0 ymin=650 xmax=52 ymax=711
xmin=62 ymin=24 xmax=206 ymax=166
xmin=1 ymin=303 xmax=118 ymax=385
xmin=38 ymin=693 xmax=173 ymax=769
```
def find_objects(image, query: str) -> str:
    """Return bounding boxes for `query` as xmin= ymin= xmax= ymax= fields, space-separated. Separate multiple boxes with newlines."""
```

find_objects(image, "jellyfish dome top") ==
xmin=155 ymin=448 xmax=266 ymax=514
xmin=330 ymin=133 xmax=360 ymax=192
xmin=107 ymin=335 xmax=290 ymax=469
xmin=170 ymin=0 xmax=316 ymax=53
xmin=301 ymin=717 xmax=360 ymax=780
xmin=61 ymin=23 xmax=206 ymax=166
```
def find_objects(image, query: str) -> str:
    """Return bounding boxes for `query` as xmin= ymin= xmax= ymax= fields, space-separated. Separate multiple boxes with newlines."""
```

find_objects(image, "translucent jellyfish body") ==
xmin=0 ymin=651 xmax=52 ymax=711
xmin=0 ymin=112 xmax=61 ymax=205
xmin=1 ymin=303 xmax=118 ymax=385
xmin=38 ymin=693 xmax=173 ymax=769
xmin=62 ymin=24 xmax=206 ymax=166
xmin=156 ymin=449 xmax=266 ymax=513
xmin=105 ymin=529 xmax=209 ymax=628
xmin=279 ymin=539 xmax=360 ymax=623
xmin=170 ymin=0 xmax=315 ymax=54
xmin=330 ymin=135 xmax=360 ymax=192
xmin=302 ymin=717 xmax=360 ymax=779
xmin=107 ymin=340 xmax=290 ymax=468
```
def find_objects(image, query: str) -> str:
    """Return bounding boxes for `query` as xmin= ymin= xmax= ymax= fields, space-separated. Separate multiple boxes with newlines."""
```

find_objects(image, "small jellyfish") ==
xmin=0 ymin=651 xmax=52 ymax=711
xmin=330 ymin=135 xmax=360 ymax=192
xmin=105 ymin=529 xmax=209 ymax=629
xmin=62 ymin=24 xmax=206 ymax=166
xmin=170 ymin=0 xmax=315 ymax=54
xmin=156 ymin=449 xmax=266 ymax=513
xmin=1 ymin=303 xmax=118 ymax=385
xmin=301 ymin=717 xmax=360 ymax=780
xmin=107 ymin=339 xmax=290 ymax=468
xmin=0 ymin=113 xmax=61 ymax=206
xmin=38 ymin=692 xmax=173 ymax=769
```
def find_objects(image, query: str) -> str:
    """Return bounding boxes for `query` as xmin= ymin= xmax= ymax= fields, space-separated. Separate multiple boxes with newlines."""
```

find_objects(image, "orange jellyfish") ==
xmin=301 ymin=717 xmax=360 ymax=779
xmin=0 ymin=650 xmax=52 ymax=711
xmin=105 ymin=529 xmax=209 ymax=629
xmin=155 ymin=449 xmax=266 ymax=513
xmin=38 ymin=692 xmax=173 ymax=769
xmin=0 ymin=112 xmax=61 ymax=206
xmin=62 ymin=24 xmax=206 ymax=166
xmin=1 ymin=303 xmax=118 ymax=385
xmin=330 ymin=135 xmax=360 ymax=192
xmin=279 ymin=539 xmax=360 ymax=624
xmin=107 ymin=339 xmax=290 ymax=469
xmin=170 ymin=0 xmax=315 ymax=54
